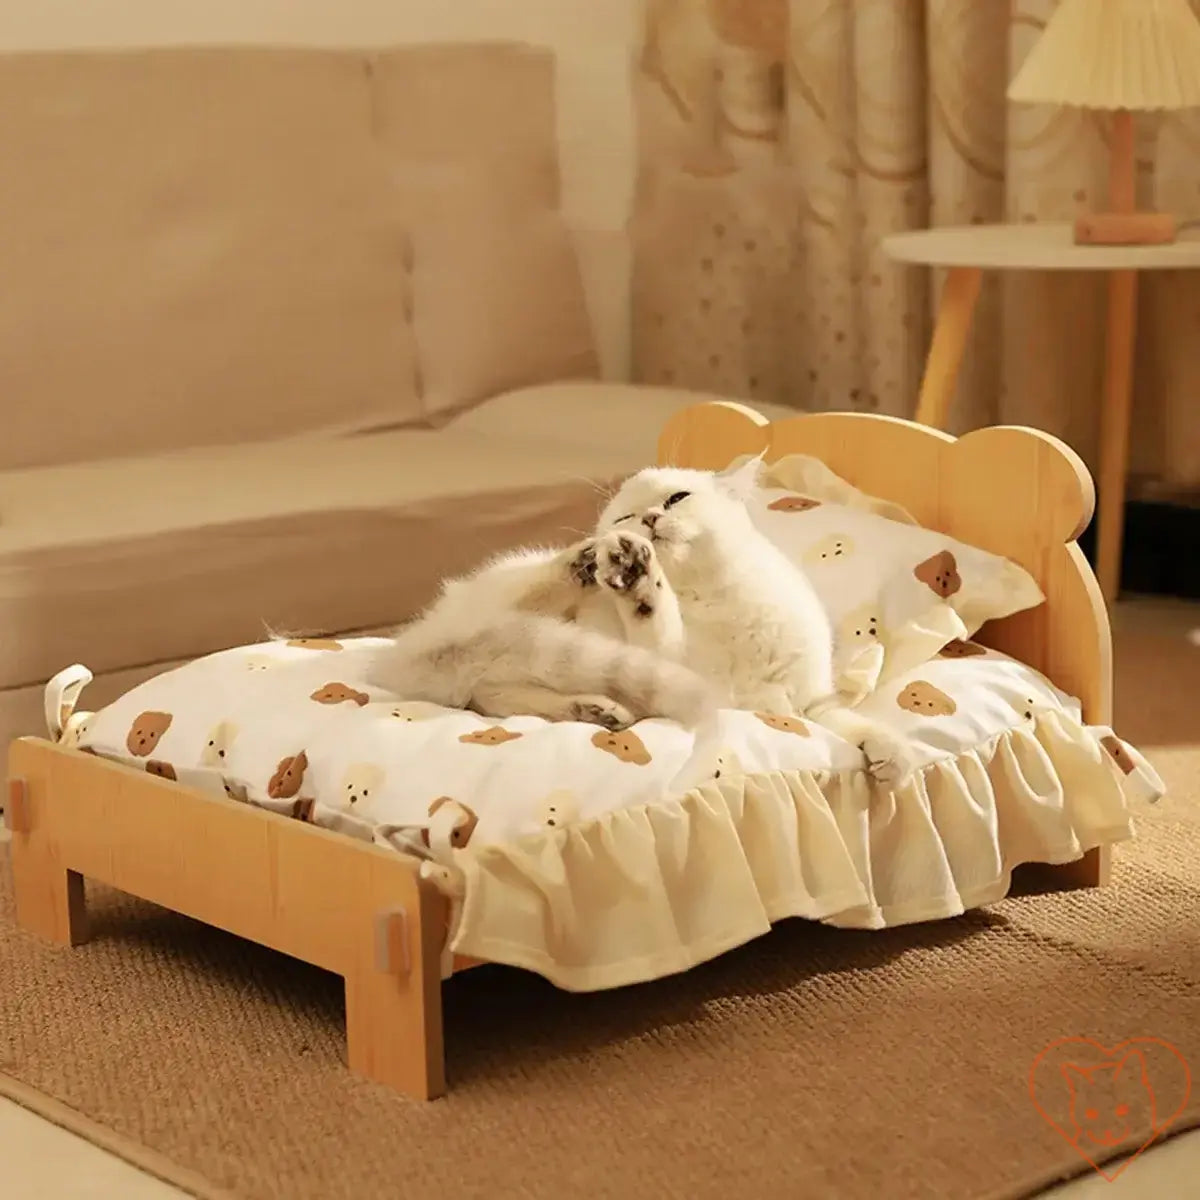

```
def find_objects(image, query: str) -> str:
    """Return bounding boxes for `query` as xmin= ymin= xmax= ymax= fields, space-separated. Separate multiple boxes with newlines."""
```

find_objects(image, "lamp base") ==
xmin=1074 ymin=211 xmax=1177 ymax=246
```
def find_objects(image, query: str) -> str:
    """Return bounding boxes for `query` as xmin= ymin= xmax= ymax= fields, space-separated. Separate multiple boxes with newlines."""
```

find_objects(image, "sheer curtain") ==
xmin=631 ymin=0 xmax=1200 ymax=490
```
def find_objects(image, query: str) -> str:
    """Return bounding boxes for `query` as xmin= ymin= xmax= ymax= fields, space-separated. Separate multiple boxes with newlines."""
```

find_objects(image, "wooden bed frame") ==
xmin=4 ymin=403 xmax=1111 ymax=1102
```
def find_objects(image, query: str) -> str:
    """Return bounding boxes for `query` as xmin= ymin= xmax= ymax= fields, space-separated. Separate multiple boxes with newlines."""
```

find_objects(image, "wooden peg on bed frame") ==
xmin=6 ymin=771 xmax=89 ymax=946
xmin=373 ymin=907 xmax=411 ymax=975
xmin=5 ymin=777 xmax=31 ymax=833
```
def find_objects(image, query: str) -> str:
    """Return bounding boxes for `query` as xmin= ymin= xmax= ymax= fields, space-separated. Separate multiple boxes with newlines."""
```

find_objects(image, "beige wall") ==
xmin=0 ymin=0 xmax=640 ymax=375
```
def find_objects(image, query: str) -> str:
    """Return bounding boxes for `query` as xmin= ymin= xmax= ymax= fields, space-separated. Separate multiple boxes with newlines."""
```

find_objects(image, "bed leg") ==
xmin=342 ymin=882 xmax=447 ymax=1100
xmin=7 ymin=778 xmax=89 ymax=946
xmin=1023 ymin=846 xmax=1112 ymax=894
xmin=1051 ymin=847 xmax=1111 ymax=889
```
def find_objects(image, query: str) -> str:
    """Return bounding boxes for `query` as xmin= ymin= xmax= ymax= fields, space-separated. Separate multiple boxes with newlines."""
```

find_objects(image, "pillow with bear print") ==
xmin=743 ymin=454 xmax=1044 ymax=698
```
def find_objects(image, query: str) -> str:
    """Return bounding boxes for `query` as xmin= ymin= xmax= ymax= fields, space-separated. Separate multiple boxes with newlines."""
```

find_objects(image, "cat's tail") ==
xmin=804 ymin=697 xmax=918 ymax=789
xmin=486 ymin=614 xmax=718 ymax=727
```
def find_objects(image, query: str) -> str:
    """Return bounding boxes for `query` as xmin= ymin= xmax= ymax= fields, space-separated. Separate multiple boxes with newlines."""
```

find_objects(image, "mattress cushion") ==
xmin=443 ymin=380 xmax=801 ymax=458
xmin=0 ymin=426 xmax=649 ymax=691
xmin=54 ymin=637 xmax=1163 ymax=992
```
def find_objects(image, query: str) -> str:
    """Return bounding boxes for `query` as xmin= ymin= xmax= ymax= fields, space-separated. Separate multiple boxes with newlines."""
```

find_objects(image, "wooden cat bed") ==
xmin=4 ymin=402 xmax=1111 ymax=1101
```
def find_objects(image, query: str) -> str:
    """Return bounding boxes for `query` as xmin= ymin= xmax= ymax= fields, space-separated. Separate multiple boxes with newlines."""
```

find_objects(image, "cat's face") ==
xmin=596 ymin=459 xmax=761 ymax=567
xmin=1062 ymin=1052 xmax=1157 ymax=1149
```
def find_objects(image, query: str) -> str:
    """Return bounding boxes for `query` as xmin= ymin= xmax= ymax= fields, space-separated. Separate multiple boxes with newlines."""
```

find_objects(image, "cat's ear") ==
xmin=717 ymin=453 xmax=765 ymax=502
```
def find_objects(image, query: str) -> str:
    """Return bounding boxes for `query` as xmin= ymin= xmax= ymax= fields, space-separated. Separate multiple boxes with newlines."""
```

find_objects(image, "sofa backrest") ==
xmin=0 ymin=42 xmax=598 ymax=469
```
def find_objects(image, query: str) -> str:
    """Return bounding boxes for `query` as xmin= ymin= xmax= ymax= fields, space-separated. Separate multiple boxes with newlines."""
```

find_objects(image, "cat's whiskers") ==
xmin=551 ymin=470 xmax=617 ymax=506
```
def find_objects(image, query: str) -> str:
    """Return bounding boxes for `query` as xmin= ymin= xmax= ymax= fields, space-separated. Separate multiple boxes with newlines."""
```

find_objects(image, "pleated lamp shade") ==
xmin=1008 ymin=0 xmax=1200 ymax=111
xmin=1007 ymin=0 xmax=1200 ymax=244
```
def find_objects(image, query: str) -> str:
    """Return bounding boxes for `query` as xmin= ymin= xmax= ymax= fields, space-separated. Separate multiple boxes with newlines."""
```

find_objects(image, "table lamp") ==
xmin=1007 ymin=0 xmax=1200 ymax=246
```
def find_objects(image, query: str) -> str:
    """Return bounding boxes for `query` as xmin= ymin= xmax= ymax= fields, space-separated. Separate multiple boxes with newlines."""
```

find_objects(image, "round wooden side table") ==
xmin=882 ymin=221 xmax=1200 ymax=604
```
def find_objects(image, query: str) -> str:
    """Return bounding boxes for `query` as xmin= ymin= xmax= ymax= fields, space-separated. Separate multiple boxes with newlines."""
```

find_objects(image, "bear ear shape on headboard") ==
xmin=945 ymin=423 xmax=1095 ymax=546
xmin=655 ymin=400 xmax=1108 ymax=727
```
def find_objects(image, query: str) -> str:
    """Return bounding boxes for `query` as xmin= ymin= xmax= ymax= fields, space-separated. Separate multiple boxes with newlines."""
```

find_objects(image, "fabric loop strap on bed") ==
xmin=43 ymin=664 xmax=94 ymax=743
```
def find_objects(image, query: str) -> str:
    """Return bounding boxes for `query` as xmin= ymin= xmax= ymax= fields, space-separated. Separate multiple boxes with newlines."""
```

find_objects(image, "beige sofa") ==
xmin=0 ymin=41 xmax=793 ymax=747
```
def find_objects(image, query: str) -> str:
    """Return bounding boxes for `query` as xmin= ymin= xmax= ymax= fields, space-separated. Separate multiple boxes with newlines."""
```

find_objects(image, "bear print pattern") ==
xmin=60 ymin=714 xmax=93 ymax=749
xmin=591 ymin=729 xmax=652 ymax=765
xmin=839 ymin=605 xmax=882 ymax=650
xmin=126 ymin=711 xmax=173 ymax=756
xmin=539 ymin=790 xmax=581 ymax=829
xmin=310 ymin=683 xmax=369 ymax=707
xmin=896 ymin=681 xmax=957 ymax=717
xmin=938 ymin=639 xmax=986 ymax=659
xmin=709 ymin=749 xmax=744 ymax=782
xmin=460 ymin=727 xmax=523 ymax=746
xmin=341 ymin=762 xmax=385 ymax=807
xmin=755 ymin=712 xmax=811 ymax=736
xmin=768 ymin=494 xmax=822 ymax=512
xmin=804 ymin=534 xmax=855 ymax=565
xmin=1101 ymin=734 xmax=1136 ymax=775
xmin=268 ymin=751 xmax=308 ymax=799
xmin=200 ymin=720 xmax=238 ymax=767
xmin=668 ymin=743 xmax=751 ymax=792
xmin=421 ymin=796 xmax=480 ymax=849
xmin=914 ymin=550 xmax=962 ymax=599
xmin=286 ymin=638 xmax=343 ymax=651
xmin=387 ymin=702 xmax=445 ymax=722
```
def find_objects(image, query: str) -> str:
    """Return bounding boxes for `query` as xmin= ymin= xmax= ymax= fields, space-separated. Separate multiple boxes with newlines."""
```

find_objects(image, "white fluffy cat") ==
xmin=369 ymin=458 xmax=916 ymax=785
xmin=589 ymin=458 xmax=916 ymax=784
xmin=366 ymin=543 xmax=717 ymax=731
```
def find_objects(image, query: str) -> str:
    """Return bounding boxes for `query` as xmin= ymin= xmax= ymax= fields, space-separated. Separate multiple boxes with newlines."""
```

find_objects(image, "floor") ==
xmin=2 ymin=595 xmax=1198 ymax=1199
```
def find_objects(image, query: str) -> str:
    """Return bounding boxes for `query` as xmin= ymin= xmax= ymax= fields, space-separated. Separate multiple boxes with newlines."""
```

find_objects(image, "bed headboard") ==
xmin=657 ymin=402 xmax=1111 ymax=725
xmin=0 ymin=42 xmax=598 ymax=470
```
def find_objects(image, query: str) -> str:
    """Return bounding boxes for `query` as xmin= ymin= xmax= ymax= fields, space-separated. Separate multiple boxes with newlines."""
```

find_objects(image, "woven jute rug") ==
xmin=2 ymin=623 xmax=1198 ymax=1200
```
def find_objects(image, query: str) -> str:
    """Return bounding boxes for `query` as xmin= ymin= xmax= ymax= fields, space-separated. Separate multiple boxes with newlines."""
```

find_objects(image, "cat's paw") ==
xmin=568 ymin=540 xmax=601 ymax=588
xmin=598 ymin=531 xmax=655 ymax=595
xmin=862 ymin=731 xmax=919 ymax=789
xmin=569 ymin=696 xmax=635 ymax=731
xmin=570 ymin=532 xmax=664 ymax=620
xmin=570 ymin=532 xmax=655 ymax=597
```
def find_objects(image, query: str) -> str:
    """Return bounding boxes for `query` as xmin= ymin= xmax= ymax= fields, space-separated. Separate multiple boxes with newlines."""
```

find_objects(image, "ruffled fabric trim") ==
xmin=429 ymin=712 xmax=1161 ymax=992
xmin=39 ymin=664 xmax=1164 ymax=996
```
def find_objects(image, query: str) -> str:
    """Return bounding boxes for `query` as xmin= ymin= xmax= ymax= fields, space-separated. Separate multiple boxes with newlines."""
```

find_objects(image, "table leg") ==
xmin=1096 ymin=270 xmax=1139 ymax=605
xmin=914 ymin=266 xmax=982 ymax=429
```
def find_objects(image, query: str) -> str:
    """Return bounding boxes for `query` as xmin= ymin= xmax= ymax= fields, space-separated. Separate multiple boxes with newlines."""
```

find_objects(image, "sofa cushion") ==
xmin=372 ymin=45 xmax=600 ymax=424
xmin=0 ymin=427 xmax=654 ymax=692
xmin=405 ymin=168 xmax=599 ymax=423
xmin=0 ymin=48 xmax=423 ymax=469
xmin=0 ymin=43 xmax=599 ymax=469
xmin=443 ymin=380 xmax=801 ymax=455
